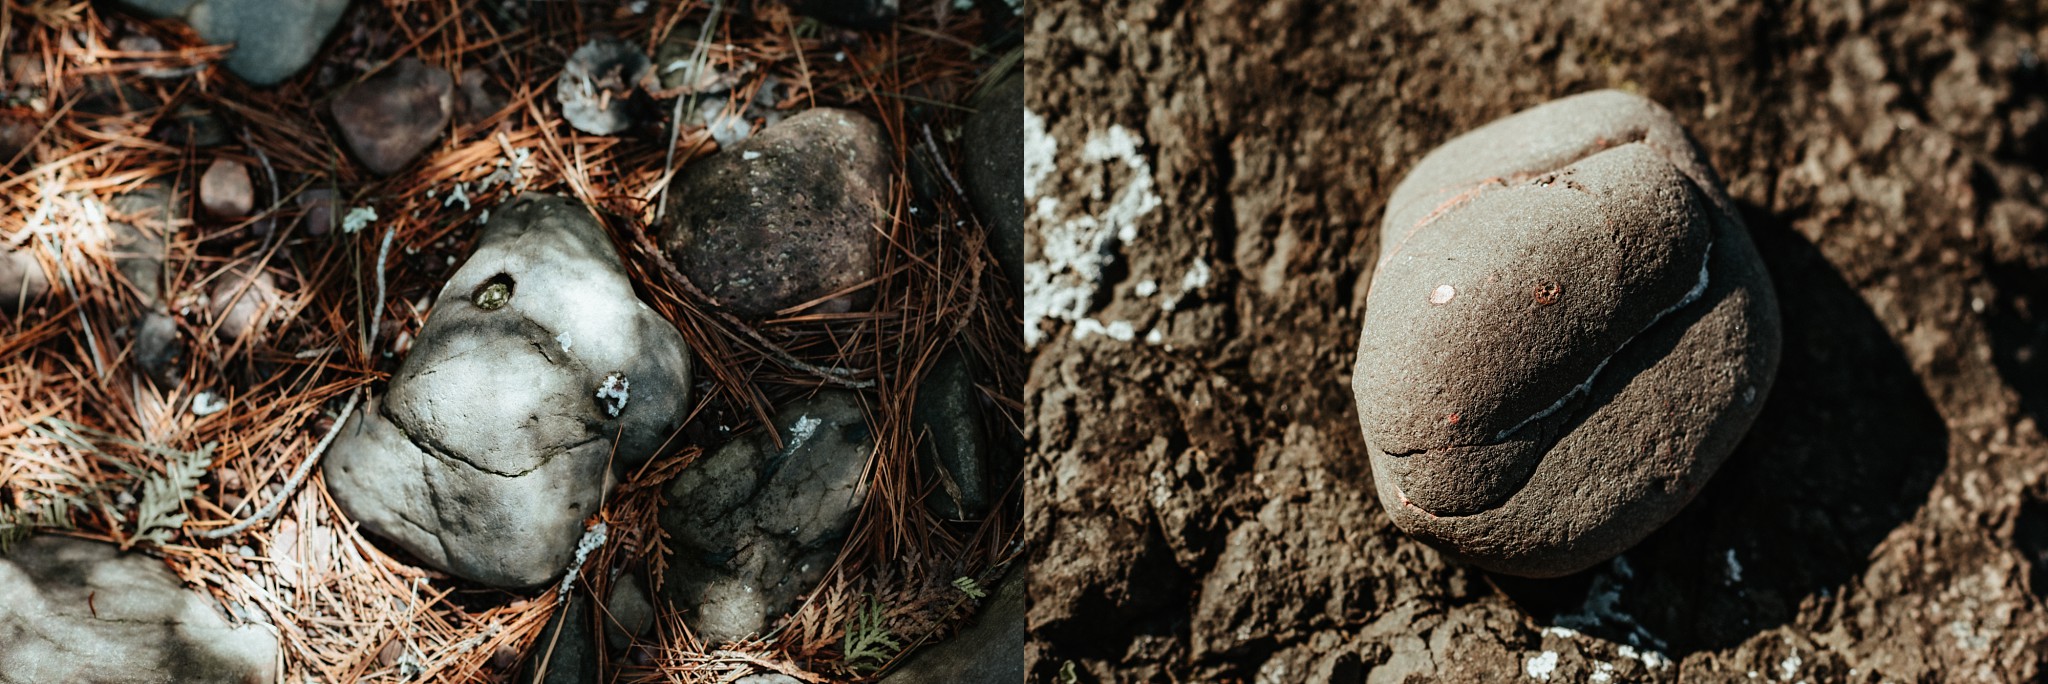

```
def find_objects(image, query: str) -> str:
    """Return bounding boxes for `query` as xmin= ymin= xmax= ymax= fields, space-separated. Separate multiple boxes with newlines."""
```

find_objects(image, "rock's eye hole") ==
xmin=1533 ymin=281 xmax=1561 ymax=306
xmin=473 ymin=274 xmax=515 ymax=310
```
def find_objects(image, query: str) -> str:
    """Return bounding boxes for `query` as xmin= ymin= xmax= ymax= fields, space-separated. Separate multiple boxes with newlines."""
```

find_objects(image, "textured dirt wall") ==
xmin=1025 ymin=0 xmax=2048 ymax=681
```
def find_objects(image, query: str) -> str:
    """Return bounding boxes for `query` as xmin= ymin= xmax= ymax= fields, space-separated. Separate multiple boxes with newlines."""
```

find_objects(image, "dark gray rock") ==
xmin=602 ymin=573 xmax=654 ymax=653
xmin=297 ymin=188 xmax=338 ymax=236
xmin=961 ymin=71 xmax=1023 ymax=288
xmin=1352 ymin=89 xmax=1781 ymax=578
xmin=661 ymin=108 xmax=890 ymax=318
xmin=556 ymin=38 xmax=651 ymax=136
xmin=881 ymin=576 xmax=1023 ymax=684
xmin=793 ymin=0 xmax=898 ymax=29
xmin=0 ymin=248 xmax=49 ymax=311
xmin=330 ymin=58 xmax=453 ymax=176
xmin=914 ymin=348 xmax=994 ymax=520
xmin=108 ymin=183 xmax=174 ymax=305
xmin=324 ymin=194 xmax=694 ymax=588
xmin=134 ymin=309 xmax=183 ymax=387
xmin=517 ymin=593 xmax=598 ymax=684
xmin=0 ymin=535 xmax=279 ymax=683
xmin=112 ymin=0 xmax=348 ymax=86
xmin=659 ymin=391 xmax=873 ymax=644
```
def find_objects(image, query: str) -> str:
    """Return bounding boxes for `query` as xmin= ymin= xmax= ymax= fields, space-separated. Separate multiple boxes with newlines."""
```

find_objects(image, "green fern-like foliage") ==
xmin=842 ymin=594 xmax=902 ymax=673
xmin=131 ymin=442 xmax=212 ymax=548
xmin=952 ymin=576 xmax=987 ymax=599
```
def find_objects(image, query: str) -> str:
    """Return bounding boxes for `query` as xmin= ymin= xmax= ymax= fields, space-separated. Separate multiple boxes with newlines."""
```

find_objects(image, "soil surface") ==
xmin=1024 ymin=1 xmax=2048 ymax=681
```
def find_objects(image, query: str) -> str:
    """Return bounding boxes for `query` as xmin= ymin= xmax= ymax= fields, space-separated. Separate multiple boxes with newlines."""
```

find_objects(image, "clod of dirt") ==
xmin=0 ymin=248 xmax=49 ymax=310
xmin=200 ymin=158 xmax=255 ymax=219
xmin=0 ymin=536 xmax=280 ymax=683
xmin=658 ymin=390 xmax=874 ymax=645
xmin=110 ymin=0 xmax=348 ymax=86
xmin=556 ymin=37 xmax=652 ymax=136
xmin=329 ymin=57 xmax=454 ymax=176
xmin=914 ymin=348 xmax=997 ymax=519
xmin=323 ymin=194 xmax=694 ymax=588
xmin=960 ymin=70 xmax=1024 ymax=287
xmin=792 ymin=0 xmax=899 ymax=29
xmin=881 ymin=575 xmax=1025 ymax=683
xmin=207 ymin=262 xmax=284 ymax=344
xmin=660 ymin=108 xmax=889 ymax=318
xmin=1353 ymin=90 xmax=1782 ymax=577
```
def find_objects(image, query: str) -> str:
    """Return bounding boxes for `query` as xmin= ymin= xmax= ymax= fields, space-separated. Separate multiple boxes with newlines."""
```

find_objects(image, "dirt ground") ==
xmin=1024 ymin=0 xmax=2048 ymax=681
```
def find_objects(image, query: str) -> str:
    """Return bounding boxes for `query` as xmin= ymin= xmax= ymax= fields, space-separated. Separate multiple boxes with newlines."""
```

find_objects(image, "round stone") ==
xmin=1351 ymin=90 xmax=1782 ymax=578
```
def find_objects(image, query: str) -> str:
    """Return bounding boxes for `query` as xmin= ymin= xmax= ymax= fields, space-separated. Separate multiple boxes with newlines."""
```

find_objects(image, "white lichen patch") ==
xmin=1525 ymin=651 xmax=1559 ymax=681
xmin=1072 ymin=318 xmax=1136 ymax=342
xmin=191 ymin=391 xmax=228 ymax=416
xmin=596 ymin=372 xmax=630 ymax=417
xmin=1023 ymin=114 xmax=1163 ymax=348
xmin=556 ymin=331 xmax=573 ymax=353
xmin=557 ymin=521 xmax=608 ymax=601
xmin=1778 ymin=649 xmax=1801 ymax=681
xmin=341 ymin=206 xmax=378 ymax=234
xmin=1724 ymin=548 xmax=1744 ymax=584
xmin=785 ymin=414 xmax=822 ymax=454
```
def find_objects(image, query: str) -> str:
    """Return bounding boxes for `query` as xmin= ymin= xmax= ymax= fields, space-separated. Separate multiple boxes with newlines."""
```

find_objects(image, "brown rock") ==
xmin=200 ymin=158 xmax=254 ymax=219
xmin=660 ymin=108 xmax=890 ymax=318
xmin=330 ymin=58 xmax=453 ymax=176
xmin=1351 ymin=90 xmax=1782 ymax=577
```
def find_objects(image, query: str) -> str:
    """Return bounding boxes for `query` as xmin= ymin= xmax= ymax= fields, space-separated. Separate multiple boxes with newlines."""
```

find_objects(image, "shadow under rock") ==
xmin=1495 ymin=202 xmax=1947 ymax=655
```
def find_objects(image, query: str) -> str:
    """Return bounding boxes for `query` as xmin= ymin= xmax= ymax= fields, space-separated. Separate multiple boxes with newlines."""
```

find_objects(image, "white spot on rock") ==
xmin=596 ymin=373 xmax=630 ymax=417
xmin=1724 ymin=548 xmax=1743 ymax=584
xmin=556 ymin=331 xmax=573 ymax=353
xmin=1023 ymin=114 xmax=1160 ymax=348
xmin=1431 ymin=283 xmax=1457 ymax=305
xmin=1526 ymin=651 xmax=1559 ymax=681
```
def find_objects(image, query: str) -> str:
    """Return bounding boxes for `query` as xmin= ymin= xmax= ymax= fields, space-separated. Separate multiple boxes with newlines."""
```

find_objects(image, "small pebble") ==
xmin=329 ymin=57 xmax=453 ymax=175
xmin=200 ymin=158 xmax=254 ymax=219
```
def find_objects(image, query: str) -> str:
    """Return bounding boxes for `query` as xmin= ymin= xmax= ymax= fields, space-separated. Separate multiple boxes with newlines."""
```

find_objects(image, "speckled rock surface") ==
xmin=0 ymin=535 xmax=279 ymax=684
xmin=659 ymin=390 xmax=873 ymax=644
xmin=329 ymin=58 xmax=453 ymax=176
xmin=961 ymin=71 xmax=1024 ymax=288
xmin=112 ymin=0 xmax=348 ymax=86
xmin=324 ymin=194 xmax=693 ymax=588
xmin=1352 ymin=89 xmax=1782 ymax=577
xmin=660 ymin=108 xmax=889 ymax=318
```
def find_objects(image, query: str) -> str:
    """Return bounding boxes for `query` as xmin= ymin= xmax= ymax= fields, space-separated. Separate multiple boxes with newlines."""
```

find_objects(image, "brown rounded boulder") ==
xmin=660 ymin=108 xmax=890 ymax=318
xmin=1351 ymin=90 xmax=1781 ymax=578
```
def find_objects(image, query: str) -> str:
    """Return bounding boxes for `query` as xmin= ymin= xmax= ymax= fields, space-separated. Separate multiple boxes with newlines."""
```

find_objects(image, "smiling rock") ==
xmin=1352 ymin=90 xmax=1782 ymax=578
xmin=324 ymin=195 xmax=693 ymax=588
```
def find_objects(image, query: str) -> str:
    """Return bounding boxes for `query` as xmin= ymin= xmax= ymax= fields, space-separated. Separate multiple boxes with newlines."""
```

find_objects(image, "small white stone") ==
xmin=192 ymin=392 xmax=229 ymax=416
xmin=1430 ymin=283 xmax=1456 ymax=305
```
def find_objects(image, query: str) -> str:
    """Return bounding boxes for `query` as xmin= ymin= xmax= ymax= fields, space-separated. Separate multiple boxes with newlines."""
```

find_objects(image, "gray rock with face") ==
xmin=659 ymin=391 xmax=873 ymax=645
xmin=961 ymin=71 xmax=1024 ymax=288
xmin=661 ymin=108 xmax=890 ymax=318
xmin=0 ymin=535 xmax=279 ymax=683
xmin=112 ymin=0 xmax=349 ymax=86
xmin=1352 ymin=89 xmax=1781 ymax=578
xmin=324 ymin=194 xmax=693 ymax=588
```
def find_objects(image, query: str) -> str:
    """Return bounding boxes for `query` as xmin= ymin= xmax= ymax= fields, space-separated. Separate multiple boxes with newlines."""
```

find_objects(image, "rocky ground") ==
xmin=1026 ymin=0 xmax=2048 ymax=681
xmin=2 ymin=1 xmax=1023 ymax=682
